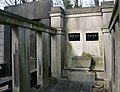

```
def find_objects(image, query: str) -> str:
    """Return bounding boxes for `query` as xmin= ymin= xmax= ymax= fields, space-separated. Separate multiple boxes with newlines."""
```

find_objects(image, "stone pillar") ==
xmin=36 ymin=32 xmax=43 ymax=85
xmin=18 ymin=27 xmax=31 ymax=92
xmin=118 ymin=1 xmax=120 ymax=92
xmin=4 ymin=25 xmax=11 ymax=76
xmin=101 ymin=2 xmax=113 ymax=89
xmin=12 ymin=27 xmax=31 ymax=92
xmin=50 ymin=7 xmax=65 ymax=78
xmin=116 ymin=22 xmax=120 ymax=92
xmin=36 ymin=32 xmax=51 ymax=85
xmin=102 ymin=29 xmax=112 ymax=89
xmin=12 ymin=27 xmax=19 ymax=92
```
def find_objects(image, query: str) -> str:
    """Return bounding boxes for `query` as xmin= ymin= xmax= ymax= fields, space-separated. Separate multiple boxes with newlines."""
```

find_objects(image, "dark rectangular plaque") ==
xmin=86 ymin=33 xmax=99 ymax=41
xmin=68 ymin=33 xmax=80 ymax=41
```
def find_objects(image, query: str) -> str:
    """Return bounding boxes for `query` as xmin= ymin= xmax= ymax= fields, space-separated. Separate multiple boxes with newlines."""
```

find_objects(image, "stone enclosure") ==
xmin=0 ymin=0 xmax=119 ymax=92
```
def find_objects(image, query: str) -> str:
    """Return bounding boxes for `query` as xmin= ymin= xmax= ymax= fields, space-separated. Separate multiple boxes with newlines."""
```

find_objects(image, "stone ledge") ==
xmin=65 ymin=7 xmax=101 ymax=15
xmin=50 ymin=7 xmax=64 ymax=14
xmin=101 ymin=1 xmax=114 ymax=8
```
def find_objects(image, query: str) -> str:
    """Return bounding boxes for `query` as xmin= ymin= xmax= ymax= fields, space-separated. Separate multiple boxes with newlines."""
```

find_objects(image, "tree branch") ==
xmin=4 ymin=0 xmax=11 ymax=5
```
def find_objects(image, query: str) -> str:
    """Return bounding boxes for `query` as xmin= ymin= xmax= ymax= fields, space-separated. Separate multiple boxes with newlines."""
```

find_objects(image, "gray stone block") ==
xmin=68 ymin=71 xmax=95 ymax=83
xmin=5 ymin=0 xmax=52 ymax=19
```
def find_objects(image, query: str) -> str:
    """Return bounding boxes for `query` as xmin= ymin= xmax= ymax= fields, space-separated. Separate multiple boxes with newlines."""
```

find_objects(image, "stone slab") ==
xmin=5 ymin=0 xmax=52 ymax=19
xmin=68 ymin=71 xmax=95 ymax=83
xmin=65 ymin=81 xmax=82 ymax=92
xmin=82 ymin=84 xmax=92 ymax=92
xmin=51 ymin=80 xmax=70 ymax=92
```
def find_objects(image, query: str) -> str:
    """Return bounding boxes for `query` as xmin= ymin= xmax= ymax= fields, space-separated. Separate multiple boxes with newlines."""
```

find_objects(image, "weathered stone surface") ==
xmin=71 ymin=56 xmax=92 ymax=68
xmin=67 ymin=71 xmax=95 ymax=83
xmin=51 ymin=79 xmax=70 ymax=92
xmin=93 ymin=88 xmax=105 ymax=92
xmin=65 ymin=7 xmax=101 ymax=15
xmin=65 ymin=81 xmax=82 ymax=92
xmin=4 ymin=0 xmax=52 ymax=19
xmin=101 ymin=1 xmax=114 ymax=8
xmin=108 ymin=0 xmax=120 ymax=91
xmin=95 ymin=71 xmax=104 ymax=80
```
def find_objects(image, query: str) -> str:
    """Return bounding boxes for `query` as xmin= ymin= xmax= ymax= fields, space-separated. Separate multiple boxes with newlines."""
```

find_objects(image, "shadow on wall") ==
xmin=65 ymin=42 xmax=77 ymax=67
xmin=91 ymin=57 xmax=103 ymax=70
xmin=65 ymin=42 xmax=103 ymax=70
xmin=65 ymin=42 xmax=92 ymax=69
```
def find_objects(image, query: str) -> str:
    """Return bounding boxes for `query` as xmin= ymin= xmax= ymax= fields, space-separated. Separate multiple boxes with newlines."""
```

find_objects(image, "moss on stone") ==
xmin=82 ymin=52 xmax=92 ymax=58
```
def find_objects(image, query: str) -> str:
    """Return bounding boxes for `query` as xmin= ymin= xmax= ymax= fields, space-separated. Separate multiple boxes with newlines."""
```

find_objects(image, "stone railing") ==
xmin=0 ymin=9 xmax=65 ymax=92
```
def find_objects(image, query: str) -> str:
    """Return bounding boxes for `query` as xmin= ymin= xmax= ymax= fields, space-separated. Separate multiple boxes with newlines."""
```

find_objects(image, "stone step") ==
xmin=0 ymin=76 xmax=12 ymax=86
xmin=0 ymin=76 xmax=12 ymax=92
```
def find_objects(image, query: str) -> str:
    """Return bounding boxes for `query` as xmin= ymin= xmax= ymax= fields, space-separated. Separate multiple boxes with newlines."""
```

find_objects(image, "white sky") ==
xmin=0 ymin=0 xmax=114 ymax=10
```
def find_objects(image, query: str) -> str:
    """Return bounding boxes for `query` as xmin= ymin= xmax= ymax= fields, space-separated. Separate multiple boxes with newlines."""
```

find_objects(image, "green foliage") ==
xmin=63 ymin=0 xmax=73 ymax=9
xmin=82 ymin=52 xmax=92 ymax=58
xmin=94 ymin=0 xmax=99 ymax=6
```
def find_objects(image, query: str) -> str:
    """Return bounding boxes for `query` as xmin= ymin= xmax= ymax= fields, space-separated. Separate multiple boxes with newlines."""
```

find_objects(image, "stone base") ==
xmin=104 ymin=80 xmax=111 ymax=89
xmin=93 ymin=88 xmax=105 ymax=92
xmin=95 ymin=71 xmax=104 ymax=80
xmin=67 ymin=71 xmax=95 ymax=83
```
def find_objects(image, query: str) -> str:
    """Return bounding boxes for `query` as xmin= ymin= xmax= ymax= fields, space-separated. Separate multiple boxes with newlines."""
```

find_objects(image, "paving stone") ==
xmin=65 ymin=81 xmax=82 ymax=92
xmin=82 ymin=84 xmax=92 ymax=92
xmin=51 ymin=80 xmax=70 ymax=92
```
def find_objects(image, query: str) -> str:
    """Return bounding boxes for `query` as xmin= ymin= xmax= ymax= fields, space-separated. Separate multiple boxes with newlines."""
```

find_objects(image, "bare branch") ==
xmin=9 ymin=0 xmax=14 ymax=5
xmin=4 ymin=0 xmax=11 ymax=5
xmin=21 ymin=0 xmax=26 ymax=3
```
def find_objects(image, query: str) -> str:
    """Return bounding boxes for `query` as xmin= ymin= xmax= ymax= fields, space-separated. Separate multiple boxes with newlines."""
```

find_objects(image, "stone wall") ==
xmin=0 ymin=0 xmax=115 ymax=87
xmin=63 ymin=2 xmax=114 ymax=81
xmin=108 ymin=0 xmax=120 ymax=92
xmin=49 ymin=1 xmax=114 ymax=83
xmin=4 ymin=0 xmax=52 ymax=19
xmin=65 ymin=8 xmax=103 ymax=70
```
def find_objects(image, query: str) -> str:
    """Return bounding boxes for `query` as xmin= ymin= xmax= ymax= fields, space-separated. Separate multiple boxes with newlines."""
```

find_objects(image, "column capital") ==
xmin=49 ymin=7 xmax=65 ymax=15
xmin=50 ymin=7 xmax=65 ymax=30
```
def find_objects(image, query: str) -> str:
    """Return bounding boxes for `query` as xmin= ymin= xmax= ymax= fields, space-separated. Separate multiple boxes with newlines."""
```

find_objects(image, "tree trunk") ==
xmin=21 ymin=0 xmax=26 ymax=3
xmin=94 ymin=0 xmax=99 ymax=6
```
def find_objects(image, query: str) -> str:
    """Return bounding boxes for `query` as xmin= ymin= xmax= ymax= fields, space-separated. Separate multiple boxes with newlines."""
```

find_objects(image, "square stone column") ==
xmin=12 ymin=27 xmax=31 ymax=92
xmin=50 ymin=7 xmax=65 ymax=78
xmin=101 ymin=2 xmax=113 ymax=89
xmin=36 ymin=32 xmax=51 ymax=85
